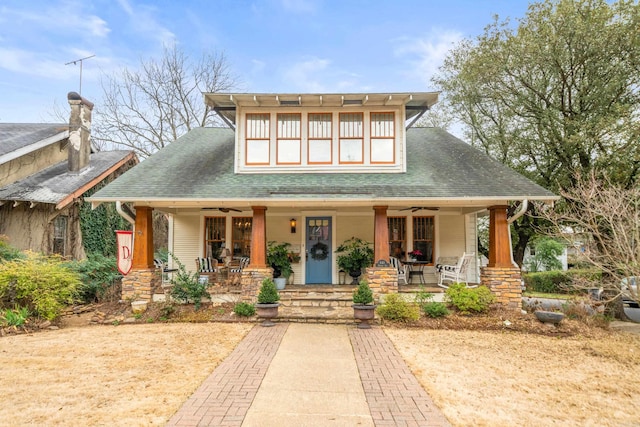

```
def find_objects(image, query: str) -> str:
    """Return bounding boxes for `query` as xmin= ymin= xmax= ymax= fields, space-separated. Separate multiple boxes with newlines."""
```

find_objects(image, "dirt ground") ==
xmin=1 ymin=302 xmax=640 ymax=426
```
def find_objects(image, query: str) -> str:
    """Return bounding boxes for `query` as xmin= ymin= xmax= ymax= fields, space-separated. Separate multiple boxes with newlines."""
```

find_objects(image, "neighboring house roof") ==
xmin=88 ymin=127 xmax=556 ymax=208
xmin=0 ymin=151 xmax=137 ymax=210
xmin=0 ymin=123 xmax=69 ymax=163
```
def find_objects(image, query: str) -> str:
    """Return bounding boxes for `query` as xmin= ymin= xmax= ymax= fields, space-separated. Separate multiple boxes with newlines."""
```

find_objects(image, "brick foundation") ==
xmin=365 ymin=266 xmax=398 ymax=302
xmin=480 ymin=266 xmax=522 ymax=310
xmin=241 ymin=267 xmax=274 ymax=303
xmin=121 ymin=268 xmax=161 ymax=301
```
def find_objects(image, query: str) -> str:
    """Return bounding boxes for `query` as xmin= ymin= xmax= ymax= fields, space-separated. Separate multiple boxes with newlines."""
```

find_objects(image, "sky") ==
xmin=0 ymin=0 xmax=532 ymax=123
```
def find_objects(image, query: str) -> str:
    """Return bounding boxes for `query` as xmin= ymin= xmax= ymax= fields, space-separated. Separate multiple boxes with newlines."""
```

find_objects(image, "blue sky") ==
xmin=0 ymin=0 xmax=531 ymax=123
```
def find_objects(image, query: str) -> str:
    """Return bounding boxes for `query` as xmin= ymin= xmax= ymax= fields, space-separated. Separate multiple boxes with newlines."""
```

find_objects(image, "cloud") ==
xmin=282 ymin=57 xmax=331 ymax=92
xmin=394 ymin=29 xmax=463 ymax=89
xmin=116 ymin=0 xmax=176 ymax=46
xmin=280 ymin=0 xmax=317 ymax=13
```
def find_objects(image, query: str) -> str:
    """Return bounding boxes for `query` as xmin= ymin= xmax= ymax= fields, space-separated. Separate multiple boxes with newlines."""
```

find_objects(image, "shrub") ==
xmin=0 ymin=252 xmax=80 ymax=320
xmin=376 ymin=294 xmax=420 ymax=322
xmin=257 ymin=278 xmax=280 ymax=304
xmin=234 ymin=302 xmax=256 ymax=317
xmin=169 ymin=255 xmax=209 ymax=310
xmin=0 ymin=236 xmax=24 ymax=262
xmin=352 ymin=280 xmax=374 ymax=305
xmin=445 ymin=283 xmax=495 ymax=314
xmin=64 ymin=253 xmax=121 ymax=303
xmin=525 ymin=238 xmax=564 ymax=272
xmin=0 ymin=306 xmax=30 ymax=327
xmin=423 ymin=302 xmax=450 ymax=318
xmin=523 ymin=269 xmax=602 ymax=294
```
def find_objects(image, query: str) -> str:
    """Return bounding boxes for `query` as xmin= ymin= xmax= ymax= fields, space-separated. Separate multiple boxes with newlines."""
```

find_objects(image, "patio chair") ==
xmin=228 ymin=256 xmax=250 ymax=286
xmin=436 ymin=252 xmax=476 ymax=288
xmin=389 ymin=256 xmax=408 ymax=285
xmin=196 ymin=257 xmax=218 ymax=284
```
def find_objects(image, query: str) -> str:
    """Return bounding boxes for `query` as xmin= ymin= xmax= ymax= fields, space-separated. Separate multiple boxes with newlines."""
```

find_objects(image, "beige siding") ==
xmin=438 ymin=215 xmax=466 ymax=258
xmin=266 ymin=215 xmax=303 ymax=284
xmin=172 ymin=213 xmax=201 ymax=273
xmin=335 ymin=214 xmax=373 ymax=246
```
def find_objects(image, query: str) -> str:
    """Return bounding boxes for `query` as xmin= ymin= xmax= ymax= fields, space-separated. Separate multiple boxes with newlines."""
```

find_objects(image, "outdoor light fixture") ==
xmin=290 ymin=218 xmax=297 ymax=233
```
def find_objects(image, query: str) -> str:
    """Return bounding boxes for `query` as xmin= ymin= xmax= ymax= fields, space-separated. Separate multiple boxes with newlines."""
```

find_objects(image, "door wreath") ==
xmin=310 ymin=242 xmax=329 ymax=260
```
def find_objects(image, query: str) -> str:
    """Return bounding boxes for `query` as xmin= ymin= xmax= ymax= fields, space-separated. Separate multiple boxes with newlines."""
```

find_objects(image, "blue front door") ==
xmin=305 ymin=217 xmax=332 ymax=284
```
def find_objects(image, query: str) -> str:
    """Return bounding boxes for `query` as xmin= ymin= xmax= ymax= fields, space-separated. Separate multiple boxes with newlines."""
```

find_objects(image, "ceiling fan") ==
xmin=399 ymin=206 xmax=440 ymax=212
xmin=201 ymin=207 xmax=242 ymax=213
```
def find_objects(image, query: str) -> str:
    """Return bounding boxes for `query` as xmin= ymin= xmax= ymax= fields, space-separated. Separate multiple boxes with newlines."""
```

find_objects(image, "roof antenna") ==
xmin=65 ymin=54 xmax=95 ymax=96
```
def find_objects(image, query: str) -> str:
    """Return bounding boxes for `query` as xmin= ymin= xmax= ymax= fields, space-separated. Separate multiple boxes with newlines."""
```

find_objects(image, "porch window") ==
xmin=245 ymin=113 xmax=270 ymax=165
xmin=276 ymin=113 xmax=301 ymax=164
xmin=232 ymin=217 xmax=252 ymax=258
xmin=308 ymin=113 xmax=332 ymax=164
xmin=370 ymin=112 xmax=395 ymax=163
xmin=339 ymin=112 xmax=363 ymax=164
xmin=412 ymin=216 xmax=434 ymax=264
xmin=204 ymin=217 xmax=226 ymax=260
xmin=52 ymin=215 xmax=67 ymax=256
xmin=388 ymin=217 xmax=406 ymax=260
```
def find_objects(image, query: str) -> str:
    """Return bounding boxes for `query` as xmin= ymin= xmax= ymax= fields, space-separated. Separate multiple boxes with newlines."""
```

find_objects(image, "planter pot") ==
xmin=535 ymin=310 xmax=565 ymax=325
xmin=256 ymin=303 xmax=280 ymax=327
xmin=352 ymin=304 xmax=376 ymax=329
xmin=274 ymin=277 xmax=287 ymax=290
xmin=349 ymin=269 xmax=362 ymax=285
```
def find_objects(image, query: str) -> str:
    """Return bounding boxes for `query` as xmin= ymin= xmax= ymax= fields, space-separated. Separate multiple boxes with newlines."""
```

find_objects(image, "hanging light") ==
xmin=290 ymin=218 xmax=297 ymax=233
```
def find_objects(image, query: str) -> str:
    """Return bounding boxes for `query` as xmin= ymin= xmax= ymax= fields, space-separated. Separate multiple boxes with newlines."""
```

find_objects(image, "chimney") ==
xmin=67 ymin=91 xmax=94 ymax=172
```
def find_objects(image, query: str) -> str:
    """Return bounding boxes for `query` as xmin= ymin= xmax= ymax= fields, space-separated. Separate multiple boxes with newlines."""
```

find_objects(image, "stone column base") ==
xmin=366 ymin=266 xmax=398 ymax=302
xmin=241 ymin=267 xmax=273 ymax=303
xmin=121 ymin=268 xmax=161 ymax=302
xmin=480 ymin=266 xmax=522 ymax=310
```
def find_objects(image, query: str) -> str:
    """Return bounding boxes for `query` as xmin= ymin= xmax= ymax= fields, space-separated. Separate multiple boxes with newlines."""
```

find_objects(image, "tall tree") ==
xmin=94 ymin=45 xmax=239 ymax=157
xmin=434 ymin=0 xmax=640 ymax=263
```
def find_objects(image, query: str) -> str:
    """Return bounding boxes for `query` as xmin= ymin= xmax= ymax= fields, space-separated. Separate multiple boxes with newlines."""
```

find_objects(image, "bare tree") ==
xmin=537 ymin=173 xmax=639 ymax=318
xmin=94 ymin=45 xmax=239 ymax=157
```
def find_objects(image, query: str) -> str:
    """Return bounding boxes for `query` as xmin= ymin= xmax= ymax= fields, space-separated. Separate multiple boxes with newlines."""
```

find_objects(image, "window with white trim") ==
xmin=308 ymin=113 xmax=332 ymax=164
xmin=370 ymin=112 xmax=395 ymax=163
xmin=246 ymin=113 xmax=270 ymax=165
xmin=276 ymin=113 xmax=301 ymax=164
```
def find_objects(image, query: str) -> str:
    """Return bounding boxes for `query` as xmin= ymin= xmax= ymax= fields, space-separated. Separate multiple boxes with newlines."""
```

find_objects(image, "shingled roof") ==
xmin=0 ymin=123 xmax=68 ymax=160
xmin=88 ymin=127 xmax=556 ymax=208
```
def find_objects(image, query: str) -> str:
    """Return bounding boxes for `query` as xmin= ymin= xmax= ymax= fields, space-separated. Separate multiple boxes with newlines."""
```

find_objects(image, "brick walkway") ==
xmin=167 ymin=323 xmax=449 ymax=426
xmin=349 ymin=328 xmax=451 ymax=427
xmin=166 ymin=323 xmax=288 ymax=426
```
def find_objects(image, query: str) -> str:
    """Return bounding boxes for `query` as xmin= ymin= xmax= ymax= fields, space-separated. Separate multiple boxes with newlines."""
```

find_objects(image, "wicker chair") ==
xmin=195 ymin=257 xmax=218 ymax=283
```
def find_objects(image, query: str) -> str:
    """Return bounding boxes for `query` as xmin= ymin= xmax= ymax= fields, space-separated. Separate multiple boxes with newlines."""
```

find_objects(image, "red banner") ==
xmin=116 ymin=230 xmax=133 ymax=275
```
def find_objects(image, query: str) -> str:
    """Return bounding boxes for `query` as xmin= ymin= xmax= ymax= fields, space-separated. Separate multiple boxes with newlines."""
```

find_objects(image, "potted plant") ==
xmin=267 ymin=241 xmax=293 ymax=290
xmin=336 ymin=237 xmax=374 ymax=284
xmin=352 ymin=280 xmax=376 ymax=329
xmin=255 ymin=277 xmax=281 ymax=327
xmin=407 ymin=249 xmax=422 ymax=262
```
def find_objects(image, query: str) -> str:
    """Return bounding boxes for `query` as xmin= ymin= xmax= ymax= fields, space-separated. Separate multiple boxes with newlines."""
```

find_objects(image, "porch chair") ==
xmin=195 ymin=257 xmax=218 ymax=284
xmin=389 ymin=256 xmax=408 ymax=285
xmin=228 ymin=256 xmax=250 ymax=286
xmin=436 ymin=252 xmax=476 ymax=288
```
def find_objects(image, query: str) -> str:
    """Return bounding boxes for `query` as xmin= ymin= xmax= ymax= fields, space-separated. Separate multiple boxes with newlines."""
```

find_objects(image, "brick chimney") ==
xmin=67 ymin=91 xmax=94 ymax=172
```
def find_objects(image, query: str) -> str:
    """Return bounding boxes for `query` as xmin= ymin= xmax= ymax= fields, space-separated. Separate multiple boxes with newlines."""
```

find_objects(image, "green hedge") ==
xmin=523 ymin=269 xmax=602 ymax=294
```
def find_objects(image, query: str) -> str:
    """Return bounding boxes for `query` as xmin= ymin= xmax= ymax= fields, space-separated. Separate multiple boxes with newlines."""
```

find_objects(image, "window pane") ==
xmin=246 ymin=139 xmax=270 ymax=164
xmin=53 ymin=215 xmax=67 ymax=255
xmin=309 ymin=113 xmax=332 ymax=138
xmin=204 ymin=217 xmax=226 ymax=259
xmin=232 ymin=217 xmax=252 ymax=258
xmin=371 ymin=138 xmax=394 ymax=163
xmin=277 ymin=113 xmax=301 ymax=138
xmin=277 ymin=139 xmax=301 ymax=163
xmin=371 ymin=112 xmax=394 ymax=137
xmin=339 ymin=139 xmax=363 ymax=163
xmin=246 ymin=113 xmax=269 ymax=138
xmin=412 ymin=216 xmax=434 ymax=264
xmin=308 ymin=139 xmax=332 ymax=163
xmin=388 ymin=217 xmax=406 ymax=260
xmin=339 ymin=113 xmax=363 ymax=137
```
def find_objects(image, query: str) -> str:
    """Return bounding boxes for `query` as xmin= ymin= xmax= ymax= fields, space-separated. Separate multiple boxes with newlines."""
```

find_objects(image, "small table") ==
xmin=403 ymin=261 xmax=428 ymax=284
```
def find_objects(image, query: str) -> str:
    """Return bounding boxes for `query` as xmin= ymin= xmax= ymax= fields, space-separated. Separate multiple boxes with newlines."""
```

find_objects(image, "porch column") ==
xmin=487 ymin=205 xmax=512 ymax=268
xmin=482 ymin=205 xmax=522 ymax=310
xmin=373 ymin=206 xmax=390 ymax=263
xmin=121 ymin=205 xmax=160 ymax=302
xmin=249 ymin=206 xmax=267 ymax=268
xmin=132 ymin=206 xmax=154 ymax=269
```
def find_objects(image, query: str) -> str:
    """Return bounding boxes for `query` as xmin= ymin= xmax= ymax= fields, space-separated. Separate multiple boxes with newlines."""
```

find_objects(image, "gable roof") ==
xmin=88 ymin=127 xmax=556 ymax=209
xmin=0 ymin=123 xmax=69 ymax=163
xmin=0 ymin=151 xmax=137 ymax=209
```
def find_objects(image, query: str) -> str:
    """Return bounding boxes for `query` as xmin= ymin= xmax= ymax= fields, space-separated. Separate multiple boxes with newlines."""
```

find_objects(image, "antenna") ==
xmin=65 ymin=54 xmax=95 ymax=95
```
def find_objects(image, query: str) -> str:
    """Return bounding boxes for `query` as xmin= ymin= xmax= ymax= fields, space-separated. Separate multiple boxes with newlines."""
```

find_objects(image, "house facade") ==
xmin=88 ymin=92 xmax=557 ymax=308
xmin=0 ymin=93 xmax=137 ymax=259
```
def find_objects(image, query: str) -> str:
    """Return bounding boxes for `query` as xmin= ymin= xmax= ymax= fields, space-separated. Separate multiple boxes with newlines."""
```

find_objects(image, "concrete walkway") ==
xmin=167 ymin=323 xmax=450 ymax=427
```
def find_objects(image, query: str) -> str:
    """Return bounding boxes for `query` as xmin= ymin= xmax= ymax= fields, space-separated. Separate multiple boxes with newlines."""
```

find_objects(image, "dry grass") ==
xmin=1 ymin=302 xmax=639 ymax=426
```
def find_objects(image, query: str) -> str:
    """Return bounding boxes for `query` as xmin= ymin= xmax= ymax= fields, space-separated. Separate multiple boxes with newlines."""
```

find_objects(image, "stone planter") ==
xmin=535 ymin=310 xmax=565 ymax=325
xmin=131 ymin=300 xmax=148 ymax=314
xmin=256 ymin=303 xmax=280 ymax=327
xmin=353 ymin=304 xmax=376 ymax=329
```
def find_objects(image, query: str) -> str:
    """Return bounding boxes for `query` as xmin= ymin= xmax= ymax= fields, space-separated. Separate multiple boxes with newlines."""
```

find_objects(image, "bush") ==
xmin=352 ymin=280 xmax=374 ymax=305
xmin=0 ymin=236 xmax=24 ymax=262
xmin=233 ymin=302 xmax=256 ymax=317
xmin=64 ymin=253 xmax=121 ymax=303
xmin=445 ymin=283 xmax=495 ymax=314
xmin=523 ymin=269 xmax=601 ymax=294
xmin=423 ymin=302 xmax=450 ymax=318
xmin=0 ymin=252 xmax=80 ymax=320
xmin=257 ymin=278 xmax=280 ymax=304
xmin=376 ymin=294 xmax=420 ymax=322
xmin=169 ymin=255 xmax=209 ymax=310
xmin=525 ymin=238 xmax=564 ymax=272
xmin=0 ymin=306 xmax=30 ymax=327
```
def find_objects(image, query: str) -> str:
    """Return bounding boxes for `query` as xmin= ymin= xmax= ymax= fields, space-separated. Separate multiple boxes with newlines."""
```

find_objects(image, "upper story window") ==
xmin=308 ymin=113 xmax=332 ymax=164
xmin=371 ymin=112 xmax=395 ymax=164
xmin=339 ymin=112 xmax=364 ymax=164
xmin=276 ymin=113 xmax=301 ymax=165
xmin=245 ymin=113 xmax=270 ymax=165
